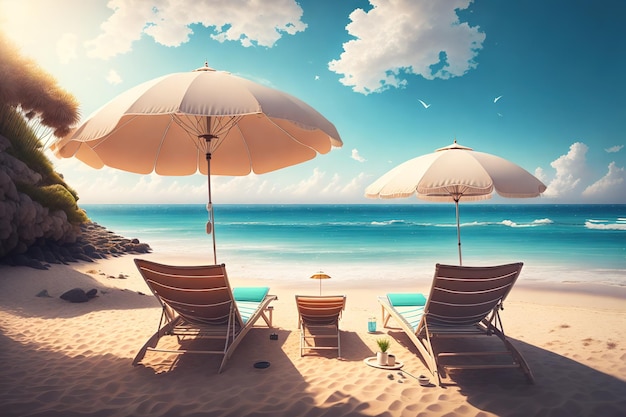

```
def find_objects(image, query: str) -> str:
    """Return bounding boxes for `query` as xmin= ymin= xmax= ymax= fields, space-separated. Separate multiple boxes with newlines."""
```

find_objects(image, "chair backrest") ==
xmin=425 ymin=263 xmax=523 ymax=326
xmin=134 ymin=259 xmax=243 ymax=327
xmin=296 ymin=295 xmax=346 ymax=325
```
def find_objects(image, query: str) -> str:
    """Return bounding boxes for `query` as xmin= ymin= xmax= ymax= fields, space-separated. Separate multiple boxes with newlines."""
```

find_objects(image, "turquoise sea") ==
xmin=81 ymin=204 xmax=626 ymax=287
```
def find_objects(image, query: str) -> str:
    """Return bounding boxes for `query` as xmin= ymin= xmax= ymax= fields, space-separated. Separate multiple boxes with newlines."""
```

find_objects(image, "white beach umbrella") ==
xmin=364 ymin=140 xmax=546 ymax=265
xmin=51 ymin=63 xmax=342 ymax=263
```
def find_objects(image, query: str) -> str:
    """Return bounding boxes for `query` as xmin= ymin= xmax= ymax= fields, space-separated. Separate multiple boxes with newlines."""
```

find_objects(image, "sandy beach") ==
xmin=1 ymin=254 xmax=625 ymax=417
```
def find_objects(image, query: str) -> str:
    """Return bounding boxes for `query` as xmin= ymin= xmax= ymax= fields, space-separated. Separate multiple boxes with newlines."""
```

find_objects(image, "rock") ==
xmin=32 ymin=261 xmax=49 ymax=270
xmin=75 ymin=254 xmax=93 ymax=263
xmin=36 ymin=289 xmax=52 ymax=298
xmin=26 ymin=246 xmax=45 ymax=261
xmin=60 ymin=288 xmax=89 ymax=303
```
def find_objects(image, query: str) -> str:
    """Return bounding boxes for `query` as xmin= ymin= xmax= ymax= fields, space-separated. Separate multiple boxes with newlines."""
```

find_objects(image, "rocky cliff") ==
xmin=0 ymin=134 xmax=150 ymax=269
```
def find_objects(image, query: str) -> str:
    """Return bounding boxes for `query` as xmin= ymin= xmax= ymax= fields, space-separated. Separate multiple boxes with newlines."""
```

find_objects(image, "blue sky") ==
xmin=1 ymin=0 xmax=624 ymax=204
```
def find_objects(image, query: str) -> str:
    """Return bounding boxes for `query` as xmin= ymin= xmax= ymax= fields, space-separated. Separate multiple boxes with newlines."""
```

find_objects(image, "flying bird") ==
xmin=494 ymin=95 xmax=503 ymax=103
xmin=418 ymin=99 xmax=431 ymax=109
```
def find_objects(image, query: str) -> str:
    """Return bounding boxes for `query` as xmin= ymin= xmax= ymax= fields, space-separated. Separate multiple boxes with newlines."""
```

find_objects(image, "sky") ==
xmin=1 ymin=0 xmax=625 ymax=204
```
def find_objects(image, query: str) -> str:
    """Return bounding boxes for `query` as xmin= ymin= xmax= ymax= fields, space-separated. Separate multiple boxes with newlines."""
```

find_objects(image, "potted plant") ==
xmin=376 ymin=338 xmax=390 ymax=366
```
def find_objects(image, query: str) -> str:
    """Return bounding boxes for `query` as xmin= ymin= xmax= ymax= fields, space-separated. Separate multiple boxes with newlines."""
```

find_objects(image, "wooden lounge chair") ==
xmin=133 ymin=259 xmax=277 ymax=372
xmin=378 ymin=263 xmax=534 ymax=386
xmin=296 ymin=295 xmax=346 ymax=358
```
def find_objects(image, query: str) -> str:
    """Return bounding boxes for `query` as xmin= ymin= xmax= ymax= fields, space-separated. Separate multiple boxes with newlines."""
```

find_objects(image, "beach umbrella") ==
xmin=364 ymin=140 xmax=546 ymax=265
xmin=51 ymin=63 xmax=342 ymax=263
xmin=310 ymin=271 xmax=331 ymax=295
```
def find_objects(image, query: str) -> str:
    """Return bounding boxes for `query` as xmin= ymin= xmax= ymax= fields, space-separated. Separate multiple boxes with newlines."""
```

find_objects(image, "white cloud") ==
xmin=605 ymin=145 xmax=623 ymax=153
xmin=63 ymin=170 xmax=206 ymax=204
xmin=328 ymin=0 xmax=486 ymax=94
xmin=57 ymin=33 xmax=78 ymax=64
xmin=542 ymin=142 xmax=589 ymax=198
xmin=283 ymin=168 xmax=326 ymax=196
xmin=85 ymin=0 xmax=152 ymax=60
xmin=85 ymin=0 xmax=307 ymax=60
xmin=213 ymin=169 xmax=367 ymax=203
xmin=537 ymin=143 xmax=626 ymax=203
xmin=106 ymin=69 xmax=123 ymax=85
xmin=582 ymin=162 xmax=626 ymax=202
xmin=340 ymin=172 xmax=368 ymax=195
xmin=534 ymin=166 xmax=547 ymax=184
xmin=351 ymin=148 xmax=366 ymax=162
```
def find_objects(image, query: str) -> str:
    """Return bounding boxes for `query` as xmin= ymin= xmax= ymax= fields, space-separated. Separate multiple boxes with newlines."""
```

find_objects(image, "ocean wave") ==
xmin=585 ymin=221 xmax=626 ymax=231
xmin=463 ymin=221 xmax=489 ymax=227
xmin=500 ymin=218 xmax=553 ymax=228
xmin=370 ymin=219 xmax=408 ymax=226
xmin=384 ymin=219 xmax=556 ymax=228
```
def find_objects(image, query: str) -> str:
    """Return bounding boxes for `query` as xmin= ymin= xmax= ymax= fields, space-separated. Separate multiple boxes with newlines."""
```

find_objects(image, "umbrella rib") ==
xmin=172 ymin=114 xmax=243 ymax=154
xmin=90 ymin=115 xmax=139 ymax=150
xmin=264 ymin=116 xmax=318 ymax=150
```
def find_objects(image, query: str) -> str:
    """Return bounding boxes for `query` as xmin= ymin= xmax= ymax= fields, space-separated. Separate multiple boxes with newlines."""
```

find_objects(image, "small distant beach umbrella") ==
xmin=310 ymin=271 xmax=331 ymax=295
xmin=51 ymin=63 xmax=342 ymax=263
xmin=364 ymin=140 xmax=546 ymax=265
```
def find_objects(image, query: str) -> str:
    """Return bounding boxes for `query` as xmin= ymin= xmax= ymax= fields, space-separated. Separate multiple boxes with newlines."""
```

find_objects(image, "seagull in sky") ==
xmin=494 ymin=95 xmax=503 ymax=103
xmin=418 ymin=99 xmax=431 ymax=109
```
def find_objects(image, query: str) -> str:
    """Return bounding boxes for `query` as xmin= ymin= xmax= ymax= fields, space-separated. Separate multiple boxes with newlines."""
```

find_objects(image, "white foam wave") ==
xmin=429 ymin=221 xmax=489 ymax=228
xmin=585 ymin=221 xmax=626 ymax=231
xmin=501 ymin=218 xmax=553 ymax=228
xmin=462 ymin=221 xmax=488 ymax=227
xmin=434 ymin=219 xmax=553 ymax=228
xmin=370 ymin=219 xmax=407 ymax=226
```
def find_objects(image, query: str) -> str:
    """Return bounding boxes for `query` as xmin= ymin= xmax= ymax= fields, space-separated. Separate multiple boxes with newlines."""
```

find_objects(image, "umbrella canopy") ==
xmin=365 ymin=140 xmax=546 ymax=265
xmin=51 ymin=63 xmax=342 ymax=263
xmin=310 ymin=271 xmax=331 ymax=295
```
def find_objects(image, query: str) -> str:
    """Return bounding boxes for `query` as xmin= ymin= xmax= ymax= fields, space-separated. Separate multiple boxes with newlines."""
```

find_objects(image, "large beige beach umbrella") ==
xmin=365 ymin=140 xmax=546 ymax=265
xmin=51 ymin=63 xmax=342 ymax=263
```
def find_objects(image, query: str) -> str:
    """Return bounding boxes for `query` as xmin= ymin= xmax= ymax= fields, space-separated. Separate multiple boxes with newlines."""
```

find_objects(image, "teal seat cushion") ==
xmin=233 ymin=287 xmax=269 ymax=302
xmin=387 ymin=293 xmax=427 ymax=307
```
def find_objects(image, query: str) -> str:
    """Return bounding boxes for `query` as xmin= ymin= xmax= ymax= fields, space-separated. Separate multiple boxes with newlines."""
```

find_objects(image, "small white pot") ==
xmin=387 ymin=354 xmax=396 ymax=366
xmin=376 ymin=351 xmax=388 ymax=366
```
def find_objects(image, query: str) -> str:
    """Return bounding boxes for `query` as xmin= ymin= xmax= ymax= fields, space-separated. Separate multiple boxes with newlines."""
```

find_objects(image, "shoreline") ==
xmin=1 ymin=254 xmax=625 ymax=416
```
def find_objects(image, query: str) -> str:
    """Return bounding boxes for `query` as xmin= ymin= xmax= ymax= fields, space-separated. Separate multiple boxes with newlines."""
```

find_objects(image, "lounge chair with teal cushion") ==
xmin=382 ymin=293 xmax=427 ymax=330
xmin=378 ymin=263 xmax=533 ymax=386
xmin=233 ymin=286 xmax=273 ymax=326
xmin=133 ymin=259 xmax=277 ymax=372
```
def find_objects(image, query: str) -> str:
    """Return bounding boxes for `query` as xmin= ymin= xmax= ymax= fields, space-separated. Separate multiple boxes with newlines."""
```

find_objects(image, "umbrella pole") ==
xmin=455 ymin=198 xmax=462 ymax=266
xmin=200 ymin=131 xmax=219 ymax=264
xmin=206 ymin=151 xmax=217 ymax=264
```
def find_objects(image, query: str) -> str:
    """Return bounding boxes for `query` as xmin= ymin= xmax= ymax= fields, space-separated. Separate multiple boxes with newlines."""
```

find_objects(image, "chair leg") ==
xmin=337 ymin=328 xmax=341 ymax=358
xmin=300 ymin=323 xmax=305 ymax=357
xmin=132 ymin=319 xmax=178 ymax=366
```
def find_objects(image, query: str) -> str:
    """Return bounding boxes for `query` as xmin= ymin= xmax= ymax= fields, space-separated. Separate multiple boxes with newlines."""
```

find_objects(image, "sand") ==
xmin=1 ymin=254 xmax=625 ymax=417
